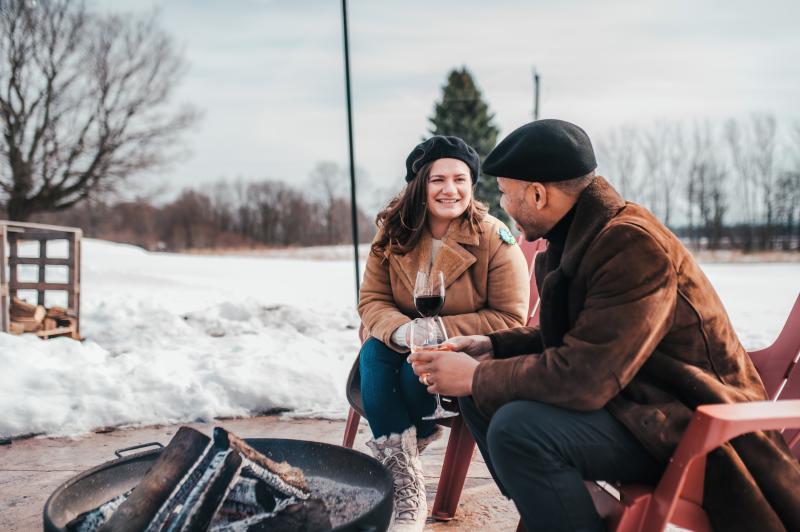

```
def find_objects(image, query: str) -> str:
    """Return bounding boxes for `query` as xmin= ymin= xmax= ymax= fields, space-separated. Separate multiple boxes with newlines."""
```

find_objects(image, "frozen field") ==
xmin=1 ymin=239 xmax=798 ymax=438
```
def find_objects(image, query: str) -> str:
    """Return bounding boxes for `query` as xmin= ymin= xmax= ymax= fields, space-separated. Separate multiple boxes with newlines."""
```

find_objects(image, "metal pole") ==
xmin=341 ymin=0 xmax=361 ymax=304
xmin=533 ymin=67 xmax=540 ymax=120
xmin=0 ymin=224 xmax=8 ymax=333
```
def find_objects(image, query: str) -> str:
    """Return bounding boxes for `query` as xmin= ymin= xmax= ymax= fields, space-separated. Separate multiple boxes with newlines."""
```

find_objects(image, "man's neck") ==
xmin=541 ymin=196 xmax=578 ymax=237
xmin=545 ymin=204 xmax=577 ymax=246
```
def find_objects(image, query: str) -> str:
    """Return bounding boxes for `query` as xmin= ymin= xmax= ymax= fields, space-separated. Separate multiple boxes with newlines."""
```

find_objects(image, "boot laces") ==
xmin=382 ymin=449 xmax=421 ymax=522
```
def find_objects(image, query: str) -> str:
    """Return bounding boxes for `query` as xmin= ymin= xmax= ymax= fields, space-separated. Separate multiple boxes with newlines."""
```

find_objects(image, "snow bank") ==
xmin=1 ymin=239 xmax=798 ymax=438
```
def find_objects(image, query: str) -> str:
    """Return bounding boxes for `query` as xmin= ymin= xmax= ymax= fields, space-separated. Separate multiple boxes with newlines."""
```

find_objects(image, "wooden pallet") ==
xmin=0 ymin=221 xmax=82 ymax=340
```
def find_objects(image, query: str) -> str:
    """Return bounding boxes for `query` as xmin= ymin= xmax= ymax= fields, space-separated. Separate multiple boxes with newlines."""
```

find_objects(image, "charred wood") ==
xmin=98 ymin=427 xmax=210 ymax=532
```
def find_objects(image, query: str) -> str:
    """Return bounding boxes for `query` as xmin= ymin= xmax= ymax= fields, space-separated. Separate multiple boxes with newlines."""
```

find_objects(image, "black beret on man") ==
xmin=405 ymin=135 xmax=480 ymax=184
xmin=483 ymin=119 xmax=597 ymax=182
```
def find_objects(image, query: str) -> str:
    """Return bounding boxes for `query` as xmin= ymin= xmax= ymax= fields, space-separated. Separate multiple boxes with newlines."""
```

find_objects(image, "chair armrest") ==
xmin=643 ymin=400 xmax=800 ymax=532
xmin=684 ymin=400 xmax=800 ymax=459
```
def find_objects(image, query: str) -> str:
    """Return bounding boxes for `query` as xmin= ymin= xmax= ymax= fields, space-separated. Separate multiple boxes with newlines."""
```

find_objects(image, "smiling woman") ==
xmin=353 ymin=135 xmax=530 ymax=530
xmin=425 ymin=159 xmax=474 ymax=239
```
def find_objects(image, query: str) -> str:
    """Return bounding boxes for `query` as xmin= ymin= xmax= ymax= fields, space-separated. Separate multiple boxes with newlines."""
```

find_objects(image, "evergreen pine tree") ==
xmin=428 ymin=67 xmax=504 ymax=219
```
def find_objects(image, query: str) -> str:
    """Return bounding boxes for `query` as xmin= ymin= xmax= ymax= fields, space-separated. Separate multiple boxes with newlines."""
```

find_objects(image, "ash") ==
xmin=307 ymin=476 xmax=382 ymax=527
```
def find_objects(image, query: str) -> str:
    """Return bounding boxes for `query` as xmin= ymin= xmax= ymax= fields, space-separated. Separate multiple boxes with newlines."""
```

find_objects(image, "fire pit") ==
xmin=43 ymin=431 xmax=393 ymax=532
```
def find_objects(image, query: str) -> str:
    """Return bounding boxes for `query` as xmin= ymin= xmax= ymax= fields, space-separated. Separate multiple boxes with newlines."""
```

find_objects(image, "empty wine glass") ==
xmin=408 ymin=316 xmax=458 ymax=420
xmin=414 ymin=270 xmax=445 ymax=318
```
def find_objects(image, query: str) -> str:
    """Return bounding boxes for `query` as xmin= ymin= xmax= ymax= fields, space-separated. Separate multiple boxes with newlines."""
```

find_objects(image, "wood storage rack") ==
xmin=0 ymin=220 xmax=81 ymax=339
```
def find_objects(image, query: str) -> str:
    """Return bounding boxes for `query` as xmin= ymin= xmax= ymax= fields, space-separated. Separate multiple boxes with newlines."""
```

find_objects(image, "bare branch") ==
xmin=0 ymin=0 xmax=197 ymax=220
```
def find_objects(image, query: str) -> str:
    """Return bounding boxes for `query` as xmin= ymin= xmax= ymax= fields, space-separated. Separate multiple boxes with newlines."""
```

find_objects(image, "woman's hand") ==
xmin=443 ymin=335 xmax=493 ymax=358
xmin=391 ymin=322 xmax=411 ymax=349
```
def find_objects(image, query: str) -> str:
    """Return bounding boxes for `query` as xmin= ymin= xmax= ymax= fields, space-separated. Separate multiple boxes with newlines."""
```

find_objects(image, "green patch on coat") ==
xmin=498 ymin=226 xmax=516 ymax=245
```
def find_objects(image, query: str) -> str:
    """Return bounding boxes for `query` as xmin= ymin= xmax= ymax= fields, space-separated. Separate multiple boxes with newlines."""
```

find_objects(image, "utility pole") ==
xmin=532 ymin=67 xmax=540 ymax=120
xmin=341 ymin=0 xmax=361 ymax=304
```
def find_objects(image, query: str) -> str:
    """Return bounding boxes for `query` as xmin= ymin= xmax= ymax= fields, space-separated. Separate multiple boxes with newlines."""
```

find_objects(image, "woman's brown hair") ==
xmin=371 ymin=162 xmax=488 ymax=257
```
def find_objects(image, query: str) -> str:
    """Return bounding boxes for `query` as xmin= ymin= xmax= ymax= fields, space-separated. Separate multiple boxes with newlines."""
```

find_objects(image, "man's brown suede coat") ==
xmin=359 ymin=213 xmax=529 ymax=351
xmin=473 ymin=177 xmax=800 ymax=531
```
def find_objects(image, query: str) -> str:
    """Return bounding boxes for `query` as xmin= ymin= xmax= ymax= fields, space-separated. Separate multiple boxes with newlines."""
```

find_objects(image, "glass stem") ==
xmin=434 ymin=393 xmax=444 ymax=410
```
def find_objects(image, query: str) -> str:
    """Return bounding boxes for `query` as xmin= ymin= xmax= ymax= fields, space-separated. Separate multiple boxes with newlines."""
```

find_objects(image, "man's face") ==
xmin=497 ymin=177 xmax=549 ymax=241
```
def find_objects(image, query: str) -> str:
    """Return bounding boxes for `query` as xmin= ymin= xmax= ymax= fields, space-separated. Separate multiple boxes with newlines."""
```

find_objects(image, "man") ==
xmin=409 ymin=119 xmax=800 ymax=531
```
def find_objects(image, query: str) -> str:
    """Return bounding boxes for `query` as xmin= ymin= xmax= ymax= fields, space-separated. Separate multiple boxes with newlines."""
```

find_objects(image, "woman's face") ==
xmin=426 ymin=158 xmax=472 ymax=224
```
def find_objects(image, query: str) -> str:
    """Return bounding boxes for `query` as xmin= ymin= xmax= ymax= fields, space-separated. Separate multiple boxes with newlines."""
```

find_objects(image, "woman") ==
xmin=357 ymin=135 xmax=529 ymax=531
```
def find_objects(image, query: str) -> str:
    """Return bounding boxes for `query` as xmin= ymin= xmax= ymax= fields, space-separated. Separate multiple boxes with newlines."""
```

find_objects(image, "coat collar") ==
xmin=559 ymin=176 xmax=627 ymax=277
xmin=389 ymin=217 xmax=480 ymax=293
xmin=537 ymin=176 xmax=626 ymax=347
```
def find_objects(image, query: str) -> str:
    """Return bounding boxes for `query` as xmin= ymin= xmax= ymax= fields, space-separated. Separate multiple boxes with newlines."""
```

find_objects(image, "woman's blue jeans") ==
xmin=359 ymin=337 xmax=438 ymax=439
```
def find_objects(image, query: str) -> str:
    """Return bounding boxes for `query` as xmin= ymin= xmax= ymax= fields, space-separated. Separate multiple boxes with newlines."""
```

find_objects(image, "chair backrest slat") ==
xmin=747 ymin=294 xmax=800 ymax=459
xmin=518 ymin=238 xmax=547 ymax=327
xmin=748 ymin=294 xmax=800 ymax=400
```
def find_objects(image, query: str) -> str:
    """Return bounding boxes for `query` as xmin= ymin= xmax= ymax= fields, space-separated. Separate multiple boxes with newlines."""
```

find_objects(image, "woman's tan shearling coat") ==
xmin=358 ymin=213 xmax=529 ymax=350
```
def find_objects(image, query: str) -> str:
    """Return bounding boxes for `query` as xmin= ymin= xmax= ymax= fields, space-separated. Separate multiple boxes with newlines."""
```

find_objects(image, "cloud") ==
xmin=99 ymin=0 xmax=800 ymax=206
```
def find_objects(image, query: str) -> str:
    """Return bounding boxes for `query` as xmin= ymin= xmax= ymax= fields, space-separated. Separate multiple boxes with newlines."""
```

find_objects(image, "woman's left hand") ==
xmin=407 ymin=349 xmax=479 ymax=396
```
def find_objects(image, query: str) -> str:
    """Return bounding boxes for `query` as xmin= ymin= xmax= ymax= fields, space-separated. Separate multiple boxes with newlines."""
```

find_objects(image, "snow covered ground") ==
xmin=1 ymin=239 xmax=798 ymax=438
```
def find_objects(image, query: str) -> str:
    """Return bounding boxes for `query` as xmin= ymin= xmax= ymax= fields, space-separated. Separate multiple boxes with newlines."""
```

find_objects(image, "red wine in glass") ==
xmin=414 ymin=294 xmax=445 ymax=317
xmin=413 ymin=270 xmax=445 ymax=318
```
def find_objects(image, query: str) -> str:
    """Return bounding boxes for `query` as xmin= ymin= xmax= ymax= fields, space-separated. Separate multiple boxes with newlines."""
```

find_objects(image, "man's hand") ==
xmin=443 ymin=335 xmax=493 ymax=358
xmin=408 ymin=348 xmax=479 ymax=396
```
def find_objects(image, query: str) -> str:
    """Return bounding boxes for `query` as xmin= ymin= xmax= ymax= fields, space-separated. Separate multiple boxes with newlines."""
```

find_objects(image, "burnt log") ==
xmin=174 ymin=449 xmax=242 ymax=531
xmin=145 ymin=428 xmax=244 ymax=532
xmin=226 ymin=477 xmax=279 ymax=512
xmin=98 ymin=427 xmax=210 ymax=532
xmin=241 ymin=498 xmax=332 ymax=532
xmin=218 ymin=427 xmax=310 ymax=499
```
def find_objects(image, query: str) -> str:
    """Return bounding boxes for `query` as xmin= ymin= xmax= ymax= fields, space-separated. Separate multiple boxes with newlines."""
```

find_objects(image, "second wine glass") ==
xmin=408 ymin=316 xmax=458 ymax=420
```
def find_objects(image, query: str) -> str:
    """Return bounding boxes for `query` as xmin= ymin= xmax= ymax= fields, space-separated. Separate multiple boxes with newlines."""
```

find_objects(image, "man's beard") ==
xmin=514 ymin=218 xmax=547 ymax=241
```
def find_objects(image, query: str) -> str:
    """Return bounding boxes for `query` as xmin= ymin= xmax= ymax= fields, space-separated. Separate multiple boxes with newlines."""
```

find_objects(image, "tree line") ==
xmin=20 ymin=113 xmax=800 ymax=254
xmin=32 ymin=164 xmax=376 ymax=251
xmin=597 ymin=114 xmax=800 ymax=251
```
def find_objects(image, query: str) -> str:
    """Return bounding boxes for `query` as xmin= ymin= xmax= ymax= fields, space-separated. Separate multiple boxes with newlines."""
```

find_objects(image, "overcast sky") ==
xmin=102 ymin=0 xmax=800 ymax=204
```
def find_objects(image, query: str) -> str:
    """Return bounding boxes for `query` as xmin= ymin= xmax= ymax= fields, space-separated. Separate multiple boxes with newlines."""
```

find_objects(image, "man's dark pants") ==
xmin=458 ymin=397 xmax=663 ymax=532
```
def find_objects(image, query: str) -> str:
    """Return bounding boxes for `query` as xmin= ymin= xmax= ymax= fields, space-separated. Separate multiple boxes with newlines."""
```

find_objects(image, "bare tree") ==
xmin=597 ymin=125 xmax=641 ymax=201
xmin=249 ymin=181 xmax=286 ymax=244
xmin=724 ymin=119 xmax=755 ymax=249
xmin=0 ymin=0 xmax=197 ymax=220
xmin=161 ymin=190 xmax=214 ymax=249
xmin=308 ymin=162 xmax=342 ymax=244
xmin=685 ymin=122 xmax=728 ymax=248
xmin=775 ymin=121 xmax=800 ymax=250
xmin=751 ymin=114 xmax=778 ymax=249
xmin=662 ymin=122 xmax=685 ymax=228
xmin=775 ymin=170 xmax=800 ymax=250
xmin=704 ymin=161 xmax=728 ymax=249
xmin=641 ymin=123 xmax=667 ymax=222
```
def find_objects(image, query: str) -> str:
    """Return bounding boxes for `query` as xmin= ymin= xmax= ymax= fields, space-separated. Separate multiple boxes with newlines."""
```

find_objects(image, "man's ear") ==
xmin=528 ymin=182 xmax=547 ymax=210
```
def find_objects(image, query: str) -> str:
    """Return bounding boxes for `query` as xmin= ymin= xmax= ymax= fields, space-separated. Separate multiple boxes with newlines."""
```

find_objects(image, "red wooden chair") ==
xmin=343 ymin=237 xmax=548 ymax=520
xmin=519 ymin=293 xmax=800 ymax=532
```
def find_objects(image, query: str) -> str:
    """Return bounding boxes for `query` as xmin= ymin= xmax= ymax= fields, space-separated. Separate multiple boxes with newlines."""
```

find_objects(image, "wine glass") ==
xmin=414 ymin=270 xmax=445 ymax=318
xmin=408 ymin=317 xmax=458 ymax=420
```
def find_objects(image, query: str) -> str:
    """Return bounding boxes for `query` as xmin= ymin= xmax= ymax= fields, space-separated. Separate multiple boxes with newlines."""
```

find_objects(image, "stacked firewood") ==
xmin=8 ymin=297 xmax=76 ymax=338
